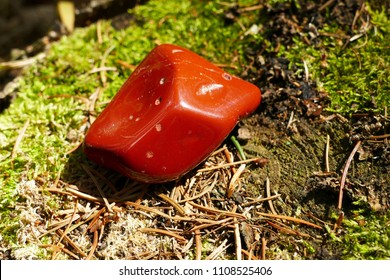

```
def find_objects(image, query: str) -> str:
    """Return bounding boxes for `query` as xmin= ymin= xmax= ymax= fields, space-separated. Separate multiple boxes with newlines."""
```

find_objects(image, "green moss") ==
xmin=279 ymin=3 xmax=390 ymax=114
xmin=341 ymin=209 xmax=390 ymax=259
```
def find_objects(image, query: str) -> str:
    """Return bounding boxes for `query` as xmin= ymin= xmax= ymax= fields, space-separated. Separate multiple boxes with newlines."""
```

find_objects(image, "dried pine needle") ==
xmin=140 ymin=228 xmax=187 ymax=242
xmin=257 ymin=212 xmax=322 ymax=229
xmin=158 ymin=193 xmax=186 ymax=216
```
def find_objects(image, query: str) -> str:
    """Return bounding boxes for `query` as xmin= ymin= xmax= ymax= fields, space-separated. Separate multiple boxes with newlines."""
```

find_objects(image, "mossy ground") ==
xmin=0 ymin=0 xmax=389 ymax=259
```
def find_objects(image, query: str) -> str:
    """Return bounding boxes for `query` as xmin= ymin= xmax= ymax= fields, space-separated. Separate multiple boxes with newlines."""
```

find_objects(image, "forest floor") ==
xmin=0 ymin=0 xmax=389 ymax=260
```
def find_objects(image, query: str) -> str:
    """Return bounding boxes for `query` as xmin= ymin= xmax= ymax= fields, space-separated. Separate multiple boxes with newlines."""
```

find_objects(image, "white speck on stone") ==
xmin=197 ymin=83 xmax=224 ymax=96
xmin=172 ymin=49 xmax=184 ymax=54
xmin=155 ymin=123 xmax=162 ymax=132
xmin=129 ymin=115 xmax=134 ymax=120
xmin=159 ymin=77 xmax=165 ymax=85
xmin=222 ymin=73 xmax=232 ymax=81
xmin=155 ymin=97 xmax=161 ymax=105
xmin=146 ymin=151 xmax=154 ymax=158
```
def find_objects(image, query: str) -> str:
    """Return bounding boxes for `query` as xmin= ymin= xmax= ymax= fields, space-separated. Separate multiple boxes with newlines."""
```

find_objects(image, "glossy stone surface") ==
xmin=83 ymin=44 xmax=261 ymax=183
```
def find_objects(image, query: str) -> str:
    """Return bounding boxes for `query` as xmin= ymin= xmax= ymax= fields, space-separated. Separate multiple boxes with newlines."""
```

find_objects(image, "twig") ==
xmin=261 ymin=237 xmax=266 ymax=260
xmin=265 ymin=177 xmax=277 ymax=215
xmin=338 ymin=140 xmax=362 ymax=210
xmin=194 ymin=229 xmax=202 ymax=260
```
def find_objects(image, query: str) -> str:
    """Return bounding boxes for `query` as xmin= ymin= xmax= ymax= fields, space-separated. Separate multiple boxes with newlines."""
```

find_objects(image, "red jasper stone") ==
xmin=83 ymin=44 xmax=261 ymax=183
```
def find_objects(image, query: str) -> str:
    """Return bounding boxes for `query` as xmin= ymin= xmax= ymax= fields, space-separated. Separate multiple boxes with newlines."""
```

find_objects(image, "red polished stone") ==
xmin=83 ymin=44 xmax=261 ymax=183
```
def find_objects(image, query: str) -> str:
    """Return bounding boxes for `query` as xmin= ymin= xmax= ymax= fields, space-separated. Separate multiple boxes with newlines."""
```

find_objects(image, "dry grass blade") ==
xmin=338 ymin=140 xmax=362 ymax=210
xmin=139 ymin=228 xmax=187 ymax=243
xmin=11 ymin=119 xmax=30 ymax=168
xmin=257 ymin=212 xmax=322 ymax=229
xmin=325 ymin=134 xmax=330 ymax=173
